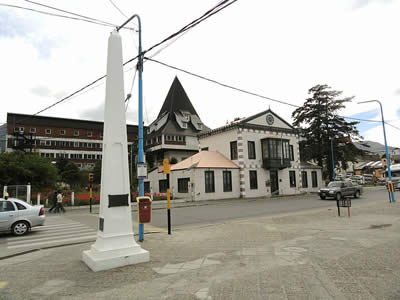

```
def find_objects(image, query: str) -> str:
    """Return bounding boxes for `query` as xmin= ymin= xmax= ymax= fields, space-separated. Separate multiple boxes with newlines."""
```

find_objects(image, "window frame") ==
xmin=248 ymin=141 xmax=256 ymax=159
xmin=311 ymin=171 xmax=318 ymax=188
xmin=289 ymin=145 xmax=294 ymax=161
xmin=249 ymin=170 xmax=258 ymax=190
xmin=223 ymin=170 xmax=232 ymax=192
xmin=159 ymin=179 xmax=168 ymax=193
xmin=230 ymin=141 xmax=238 ymax=160
xmin=45 ymin=128 xmax=52 ymax=135
xmin=204 ymin=170 xmax=215 ymax=193
xmin=302 ymin=171 xmax=308 ymax=188
xmin=289 ymin=170 xmax=296 ymax=187
xmin=178 ymin=178 xmax=190 ymax=193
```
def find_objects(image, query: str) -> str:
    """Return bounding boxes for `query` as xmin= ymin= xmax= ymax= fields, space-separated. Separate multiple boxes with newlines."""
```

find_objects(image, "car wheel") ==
xmin=354 ymin=191 xmax=360 ymax=199
xmin=12 ymin=221 xmax=30 ymax=236
xmin=336 ymin=193 xmax=342 ymax=201
xmin=320 ymin=195 xmax=326 ymax=200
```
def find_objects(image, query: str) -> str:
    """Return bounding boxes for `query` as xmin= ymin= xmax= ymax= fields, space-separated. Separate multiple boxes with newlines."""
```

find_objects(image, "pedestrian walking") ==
xmin=56 ymin=191 xmax=65 ymax=213
xmin=48 ymin=191 xmax=57 ymax=213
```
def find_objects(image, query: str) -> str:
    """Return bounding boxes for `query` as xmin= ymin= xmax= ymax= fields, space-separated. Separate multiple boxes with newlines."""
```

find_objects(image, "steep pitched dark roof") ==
xmin=157 ymin=76 xmax=199 ymax=118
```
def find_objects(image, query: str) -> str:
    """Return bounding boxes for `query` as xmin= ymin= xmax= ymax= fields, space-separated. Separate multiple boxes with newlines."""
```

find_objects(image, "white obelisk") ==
xmin=82 ymin=30 xmax=149 ymax=272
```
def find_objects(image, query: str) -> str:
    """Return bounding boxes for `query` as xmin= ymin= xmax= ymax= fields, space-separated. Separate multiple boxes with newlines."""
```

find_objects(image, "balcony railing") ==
xmin=263 ymin=158 xmax=291 ymax=169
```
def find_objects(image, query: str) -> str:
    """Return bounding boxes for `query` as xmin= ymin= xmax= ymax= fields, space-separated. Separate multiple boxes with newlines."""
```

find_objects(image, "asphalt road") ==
xmin=0 ymin=186 xmax=394 ymax=258
xmin=63 ymin=186 xmax=393 ymax=230
xmin=147 ymin=186 xmax=392 ymax=228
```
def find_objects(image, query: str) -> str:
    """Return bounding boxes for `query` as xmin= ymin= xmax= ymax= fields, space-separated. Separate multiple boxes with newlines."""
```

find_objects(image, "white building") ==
xmin=198 ymin=109 xmax=322 ymax=198
xmin=146 ymin=151 xmax=240 ymax=201
xmin=145 ymin=108 xmax=322 ymax=201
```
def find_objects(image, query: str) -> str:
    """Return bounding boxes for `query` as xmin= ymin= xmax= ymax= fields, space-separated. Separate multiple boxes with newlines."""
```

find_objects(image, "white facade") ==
xmin=199 ymin=110 xmax=322 ymax=198
xmin=146 ymin=109 xmax=323 ymax=201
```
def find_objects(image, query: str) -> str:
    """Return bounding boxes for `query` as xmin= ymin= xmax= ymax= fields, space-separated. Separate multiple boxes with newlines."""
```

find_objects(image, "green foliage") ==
xmin=55 ymin=158 xmax=80 ymax=186
xmin=292 ymin=84 xmax=363 ymax=180
xmin=0 ymin=151 xmax=57 ymax=188
xmin=93 ymin=160 xmax=101 ymax=184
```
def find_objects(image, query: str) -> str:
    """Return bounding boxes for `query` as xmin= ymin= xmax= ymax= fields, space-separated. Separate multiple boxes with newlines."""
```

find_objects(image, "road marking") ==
xmin=36 ymin=223 xmax=85 ymax=230
xmin=38 ymin=222 xmax=82 ymax=228
xmin=7 ymin=234 xmax=97 ymax=249
xmin=7 ymin=229 xmax=95 ymax=244
xmin=0 ymin=282 xmax=8 ymax=289
xmin=32 ymin=225 xmax=91 ymax=233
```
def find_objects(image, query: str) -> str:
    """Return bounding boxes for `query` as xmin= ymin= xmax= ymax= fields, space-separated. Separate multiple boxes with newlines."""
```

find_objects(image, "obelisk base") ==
xmin=82 ymin=237 xmax=149 ymax=272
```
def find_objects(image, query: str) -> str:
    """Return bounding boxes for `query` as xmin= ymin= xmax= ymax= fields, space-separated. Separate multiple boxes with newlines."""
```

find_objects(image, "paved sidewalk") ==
xmin=1 ymin=199 xmax=400 ymax=299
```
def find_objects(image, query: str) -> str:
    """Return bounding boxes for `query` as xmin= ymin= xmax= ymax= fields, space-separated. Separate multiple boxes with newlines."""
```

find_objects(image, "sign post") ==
xmin=137 ymin=163 xmax=147 ymax=241
xmin=163 ymin=159 xmax=171 ymax=235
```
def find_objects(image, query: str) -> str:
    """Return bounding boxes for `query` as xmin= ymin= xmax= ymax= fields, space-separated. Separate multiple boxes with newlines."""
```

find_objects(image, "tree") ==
xmin=55 ymin=158 xmax=81 ymax=186
xmin=93 ymin=160 xmax=102 ymax=184
xmin=0 ymin=151 xmax=57 ymax=188
xmin=292 ymin=84 xmax=363 ymax=180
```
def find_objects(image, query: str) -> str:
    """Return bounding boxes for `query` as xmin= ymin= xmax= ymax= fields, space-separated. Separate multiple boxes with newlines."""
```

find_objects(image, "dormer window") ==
xmin=181 ymin=122 xmax=188 ymax=129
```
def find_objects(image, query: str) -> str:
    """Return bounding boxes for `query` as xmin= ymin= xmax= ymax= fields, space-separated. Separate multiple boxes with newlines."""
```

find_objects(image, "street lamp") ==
xmin=358 ymin=100 xmax=395 ymax=202
xmin=117 ymin=15 xmax=146 ymax=240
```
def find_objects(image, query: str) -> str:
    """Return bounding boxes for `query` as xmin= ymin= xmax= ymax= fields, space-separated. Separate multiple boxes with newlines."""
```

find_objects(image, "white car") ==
xmin=0 ymin=198 xmax=45 ymax=236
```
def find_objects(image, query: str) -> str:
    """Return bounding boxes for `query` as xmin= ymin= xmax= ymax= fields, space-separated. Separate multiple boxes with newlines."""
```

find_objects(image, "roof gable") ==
xmin=157 ymin=77 xmax=199 ymax=118
xmin=241 ymin=109 xmax=293 ymax=130
xmin=171 ymin=151 xmax=239 ymax=171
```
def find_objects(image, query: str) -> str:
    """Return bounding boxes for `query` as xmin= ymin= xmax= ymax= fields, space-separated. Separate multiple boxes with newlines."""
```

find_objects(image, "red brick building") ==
xmin=0 ymin=113 xmax=139 ymax=170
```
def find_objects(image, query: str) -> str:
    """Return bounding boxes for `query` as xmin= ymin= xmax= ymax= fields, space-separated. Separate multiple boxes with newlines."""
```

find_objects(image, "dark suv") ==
xmin=319 ymin=181 xmax=362 ymax=200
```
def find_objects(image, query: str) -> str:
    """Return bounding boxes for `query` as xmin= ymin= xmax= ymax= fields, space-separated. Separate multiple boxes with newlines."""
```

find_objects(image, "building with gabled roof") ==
xmin=145 ymin=77 xmax=210 ymax=168
xmin=198 ymin=108 xmax=322 ymax=198
xmin=145 ymin=151 xmax=240 ymax=201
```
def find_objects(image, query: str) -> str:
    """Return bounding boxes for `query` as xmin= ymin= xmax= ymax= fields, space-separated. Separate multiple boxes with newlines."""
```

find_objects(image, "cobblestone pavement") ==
xmin=1 ymin=199 xmax=400 ymax=300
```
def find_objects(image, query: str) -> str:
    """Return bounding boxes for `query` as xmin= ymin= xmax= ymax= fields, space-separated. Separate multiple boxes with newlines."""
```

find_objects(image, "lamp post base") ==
xmin=82 ymin=242 xmax=149 ymax=272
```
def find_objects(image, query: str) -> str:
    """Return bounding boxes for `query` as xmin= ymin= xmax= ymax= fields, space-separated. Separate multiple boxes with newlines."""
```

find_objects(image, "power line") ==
xmin=15 ymin=0 xmax=238 ymax=124
xmin=0 ymin=3 xmax=125 ymax=29
xmin=143 ymin=0 xmax=237 ymax=56
xmin=145 ymin=57 xmax=300 ymax=108
xmin=145 ymin=57 xmax=400 ymax=132
xmin=25 ymin=0 xmax=113 ymax=26
xmin=107 ymin=0 xmax=127 ymax=18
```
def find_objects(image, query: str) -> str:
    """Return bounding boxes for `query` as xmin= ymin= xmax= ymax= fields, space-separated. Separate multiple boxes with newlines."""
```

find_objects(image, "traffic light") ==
xmin=88 ymin=173 xmax=94 ymax=182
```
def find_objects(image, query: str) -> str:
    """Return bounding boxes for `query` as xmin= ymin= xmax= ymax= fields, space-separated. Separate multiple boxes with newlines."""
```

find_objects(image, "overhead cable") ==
xmin=15 ymin=0 xmax=238 ymax=123
xmin=145 ymin=57 xmax=400 ymax=131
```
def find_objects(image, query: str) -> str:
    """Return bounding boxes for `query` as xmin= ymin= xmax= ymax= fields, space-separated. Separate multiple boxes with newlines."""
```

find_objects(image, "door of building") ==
xmin=270 ymin=170 xmax=279 ymax=196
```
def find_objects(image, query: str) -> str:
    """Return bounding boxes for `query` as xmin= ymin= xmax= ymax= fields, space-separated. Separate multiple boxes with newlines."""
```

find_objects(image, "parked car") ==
xmin=389 ymin=178 xmax=400 ymax=191
xmin=0 ymin=198 xmax=45 ymax=236
xmin=319 ymin=181 xmax=362 ymax=200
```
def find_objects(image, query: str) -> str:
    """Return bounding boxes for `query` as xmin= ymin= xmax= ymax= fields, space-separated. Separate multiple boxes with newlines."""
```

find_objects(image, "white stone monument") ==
xmin=82 ymin=30 xmax=149 ymax=272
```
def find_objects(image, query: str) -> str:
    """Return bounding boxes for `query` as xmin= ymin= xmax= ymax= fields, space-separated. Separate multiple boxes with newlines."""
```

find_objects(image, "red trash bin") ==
xmin=137 ymin=196 xmax=152 ymax=223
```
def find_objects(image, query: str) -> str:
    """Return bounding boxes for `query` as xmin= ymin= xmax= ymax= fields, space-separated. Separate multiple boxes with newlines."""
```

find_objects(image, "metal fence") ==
xmin=3 ymin=184 xmax=31 ymax=203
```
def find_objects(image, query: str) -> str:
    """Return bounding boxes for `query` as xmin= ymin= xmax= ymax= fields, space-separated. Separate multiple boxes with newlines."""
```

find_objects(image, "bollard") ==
xmin=37 ymin=193 xmax=40 ymax=206
xmin=71 ymin=192 xmax=75 ymax=206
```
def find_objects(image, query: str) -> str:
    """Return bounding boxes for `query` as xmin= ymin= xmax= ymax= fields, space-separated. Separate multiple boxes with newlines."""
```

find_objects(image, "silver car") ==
xmin=0 ymin=198 xmax=45 ymax=235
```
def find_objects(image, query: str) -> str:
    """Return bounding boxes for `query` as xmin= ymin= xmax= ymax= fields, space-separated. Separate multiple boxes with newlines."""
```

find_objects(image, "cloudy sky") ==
xmin=1 ymin=0 xmax=399 ymax=147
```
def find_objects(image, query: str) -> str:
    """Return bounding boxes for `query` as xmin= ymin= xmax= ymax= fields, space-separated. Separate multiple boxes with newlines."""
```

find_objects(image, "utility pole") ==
xmin=358 ymin=100 xmax=395 ymax=202
xmin=117 ymin=14 xmax=146 ymax=239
